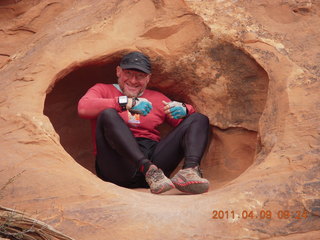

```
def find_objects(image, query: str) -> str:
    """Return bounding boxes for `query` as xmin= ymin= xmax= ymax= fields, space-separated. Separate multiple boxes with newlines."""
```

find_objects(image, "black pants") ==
xmin=95 ymin=108 xmax=209 ymax=188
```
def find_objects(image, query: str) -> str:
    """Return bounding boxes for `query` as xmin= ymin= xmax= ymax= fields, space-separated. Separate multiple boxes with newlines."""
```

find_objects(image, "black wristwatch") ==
xmin=118 ymin=96 xmax=128 ymax=111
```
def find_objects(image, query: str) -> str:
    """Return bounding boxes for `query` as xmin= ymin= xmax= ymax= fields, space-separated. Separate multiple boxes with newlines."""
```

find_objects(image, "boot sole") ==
xmin=173 ymin=181 xmax=209 ymax=194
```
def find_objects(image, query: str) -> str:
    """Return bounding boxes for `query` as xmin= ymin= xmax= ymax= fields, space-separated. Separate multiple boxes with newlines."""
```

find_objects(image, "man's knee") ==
xmin=97 ymin=108 xmax=119 ymax=124
xmin=189 ymin=112 xmax=209 ymax=125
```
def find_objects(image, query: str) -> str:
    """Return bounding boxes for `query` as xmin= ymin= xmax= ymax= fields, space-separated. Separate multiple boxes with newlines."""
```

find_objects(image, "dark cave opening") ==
xmin=44 ymin=60 xmax=119 ymax=173
xmin=44 ymin=46 xmax=269 ymax=190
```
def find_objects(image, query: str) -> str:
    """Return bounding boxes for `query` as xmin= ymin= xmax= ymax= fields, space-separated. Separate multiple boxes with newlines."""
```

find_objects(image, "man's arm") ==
xmin=78 ymin=84 xmax=121 ymax=119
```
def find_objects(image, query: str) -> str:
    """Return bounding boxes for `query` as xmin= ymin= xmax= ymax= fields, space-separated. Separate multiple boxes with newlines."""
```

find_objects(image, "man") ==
xmin=78 ymin=51 xmax=210 ymax=194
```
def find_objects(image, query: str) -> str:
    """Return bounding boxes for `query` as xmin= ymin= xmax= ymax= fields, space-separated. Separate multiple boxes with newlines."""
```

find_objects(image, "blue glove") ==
xmin=130 ymin=98 xmax=152 ymax=116
xmin=163 ymin=101 xmax=187 ymax=119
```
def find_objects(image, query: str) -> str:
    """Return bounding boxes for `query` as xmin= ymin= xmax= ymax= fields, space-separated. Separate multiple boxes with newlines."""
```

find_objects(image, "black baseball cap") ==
xmin=120 ymin=51 xmax=151 ymax=74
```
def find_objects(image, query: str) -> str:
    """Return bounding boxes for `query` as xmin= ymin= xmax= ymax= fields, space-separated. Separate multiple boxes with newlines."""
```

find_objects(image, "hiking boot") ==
xmin=145 ymin=165 xmax=175 ymax=194
xmin=171 ymin=166 xmax=209 ymax=194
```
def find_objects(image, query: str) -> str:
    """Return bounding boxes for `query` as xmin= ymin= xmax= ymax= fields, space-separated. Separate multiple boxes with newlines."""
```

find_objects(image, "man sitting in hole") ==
xmin=78 ymin=51 xmax=209 ymax=194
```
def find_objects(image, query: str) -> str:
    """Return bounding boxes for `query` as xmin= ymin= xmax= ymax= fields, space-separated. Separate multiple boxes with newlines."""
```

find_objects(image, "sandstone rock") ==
xmin=0 ymin=0 xmax=76 ymax=69
xmin=0 ymin=0 xmax=319 ymax=239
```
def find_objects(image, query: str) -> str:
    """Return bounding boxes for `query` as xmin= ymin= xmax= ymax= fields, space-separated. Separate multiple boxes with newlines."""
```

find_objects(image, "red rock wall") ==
xmin=0 ymin=0 xmax=319 ymax=239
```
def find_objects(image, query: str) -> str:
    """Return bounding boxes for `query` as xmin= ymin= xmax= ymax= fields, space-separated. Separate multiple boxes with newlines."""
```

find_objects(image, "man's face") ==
xmin=116 ymin=66 xmax=150 ymax=97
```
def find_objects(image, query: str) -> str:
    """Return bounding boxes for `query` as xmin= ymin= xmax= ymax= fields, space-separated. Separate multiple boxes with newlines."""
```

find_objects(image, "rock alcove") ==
xmin=2 ymin=0 xmax=319 ymax=238
xmin=44 ymin=44 xmax=269 ymax=190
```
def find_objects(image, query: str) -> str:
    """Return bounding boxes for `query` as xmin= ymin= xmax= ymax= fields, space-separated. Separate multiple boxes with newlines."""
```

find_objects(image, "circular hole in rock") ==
xmin=44 ymin=59 xmax=119 ymax=173
xmin=44 ymin=46 xmax=269 ymax=191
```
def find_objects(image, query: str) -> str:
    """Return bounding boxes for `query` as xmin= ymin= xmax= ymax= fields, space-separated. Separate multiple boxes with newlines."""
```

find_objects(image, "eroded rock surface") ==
xmin=0 ymin=0 xmax=319 ymax=239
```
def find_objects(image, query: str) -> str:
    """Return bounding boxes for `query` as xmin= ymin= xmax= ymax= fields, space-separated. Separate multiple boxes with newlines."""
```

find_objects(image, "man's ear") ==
xmin=116 ymin=66 xmax=121 ymax=77
xmin=146 ymin=74 xmax=151 ymax=84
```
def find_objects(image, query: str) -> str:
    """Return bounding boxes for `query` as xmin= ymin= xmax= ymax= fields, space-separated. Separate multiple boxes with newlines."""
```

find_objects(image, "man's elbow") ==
xmin=78 ymin=102 xmax=92 ymax=119
xmin=78 ymin=107 xmax=86 ymax=117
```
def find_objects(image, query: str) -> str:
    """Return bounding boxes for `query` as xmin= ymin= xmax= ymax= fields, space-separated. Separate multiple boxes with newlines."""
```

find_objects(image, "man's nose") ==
xmin=128 ymin=75 xmax=138 ymax=83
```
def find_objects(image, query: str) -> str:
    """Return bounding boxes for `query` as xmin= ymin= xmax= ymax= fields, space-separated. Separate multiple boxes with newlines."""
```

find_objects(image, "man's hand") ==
xmin=163 ymin=101 xmax=187 ymax=119
xmin=129 ymin=98 xmax=152 ymax=116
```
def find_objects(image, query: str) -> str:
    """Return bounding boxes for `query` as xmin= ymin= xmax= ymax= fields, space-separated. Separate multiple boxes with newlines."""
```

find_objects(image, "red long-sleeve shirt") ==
xmin=78 ymin=83 xmax=195 ymax=153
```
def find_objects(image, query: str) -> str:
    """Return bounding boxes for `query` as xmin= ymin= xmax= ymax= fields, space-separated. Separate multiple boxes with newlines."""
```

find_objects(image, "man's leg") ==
xmin=152 ymin=112 xmax=210 ymax=176
xmin=95 ymin=108 xmax=174 ymax=192
xmin=151 ymin=113 xmax=210 ymax=194
xmin=95 ymin=109 xmax=146 ymax=186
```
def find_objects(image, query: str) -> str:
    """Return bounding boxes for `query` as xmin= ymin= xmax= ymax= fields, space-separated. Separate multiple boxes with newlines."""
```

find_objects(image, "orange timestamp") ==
xmin=212 ymin=209 xmax=309 ymax=220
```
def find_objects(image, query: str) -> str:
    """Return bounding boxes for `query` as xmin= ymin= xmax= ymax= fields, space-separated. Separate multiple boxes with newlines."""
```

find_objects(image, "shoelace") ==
xmin=149 ymin=169 xmax=164 ymax=182
xmin=183 ymin=167 xmax=202 ymax=178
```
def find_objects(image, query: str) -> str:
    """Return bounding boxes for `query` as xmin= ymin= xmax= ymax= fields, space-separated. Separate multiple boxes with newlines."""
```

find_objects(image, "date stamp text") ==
xmin=212 ymin=210 xmax=309 ymax=220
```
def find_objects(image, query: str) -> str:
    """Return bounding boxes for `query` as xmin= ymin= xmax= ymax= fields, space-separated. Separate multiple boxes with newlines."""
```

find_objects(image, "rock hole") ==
xmin=44 ymin=58 xmax=120 ymax=173
xmin=44 ymin=46 xmax=269 ymax=191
